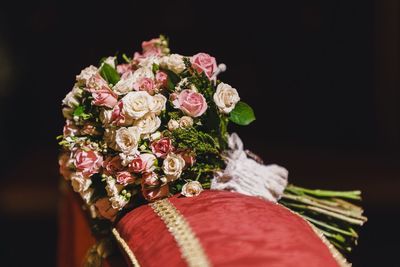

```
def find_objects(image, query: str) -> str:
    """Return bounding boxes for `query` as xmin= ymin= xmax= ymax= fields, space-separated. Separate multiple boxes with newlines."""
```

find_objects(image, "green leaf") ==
xmin=165 ymin=69 xmax=180 ymax=91
xmin=229 ymin=101 xmax=256 ymax=126
xmin=100 ymin=63 xmax=120 ymax=85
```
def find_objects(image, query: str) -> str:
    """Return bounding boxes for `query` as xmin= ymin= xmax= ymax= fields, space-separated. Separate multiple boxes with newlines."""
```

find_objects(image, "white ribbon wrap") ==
xmin=211 ymin=133 xmax=288 ymax=203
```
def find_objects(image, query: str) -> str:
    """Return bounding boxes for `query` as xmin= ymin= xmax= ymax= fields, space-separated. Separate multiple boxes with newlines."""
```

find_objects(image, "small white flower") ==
xmin=213 ymin=82 xmax=240 ymax=114
xmin=168 ymin=119 xmax=179 ymax=131
xmin=151 ymin=94 xmax=167 ymax=115
xmin=115 ymin=126 xmax=141 ymax=155
xmin=122 ymin=91 xmax=154 ymax=120
xmin=179 ymin=116 xmax=193 ymax=128
xmin=181 ymin=181 xmax=203 ymax=197
xmin=70 ymin=172 xmax=92 ymax=193
xmin=134 ymin=113 xmax=161 ymax=135
xmin=160 ymin=54 xmax=186 ymax=74
xmin=162 ymin=153 xmax=186 ymax=181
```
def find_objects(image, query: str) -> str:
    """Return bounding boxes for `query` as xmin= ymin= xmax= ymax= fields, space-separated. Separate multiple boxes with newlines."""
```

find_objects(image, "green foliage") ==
xmin=165 ymin=69 xmax=180 ymax=91
xmin=100 ymin=63 xmax=120 ymax=85
xmin=171 ymin=127 xmax=220 ymax=155
xmin=229 ymin=101 xmax=256 ymax=125
xmin=73 ymin=105 xmax=92 ymax=120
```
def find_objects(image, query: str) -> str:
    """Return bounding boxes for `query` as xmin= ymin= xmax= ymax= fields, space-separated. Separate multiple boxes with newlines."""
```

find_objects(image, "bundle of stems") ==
xmin=279 ymin=184 xmax=367 ymax=254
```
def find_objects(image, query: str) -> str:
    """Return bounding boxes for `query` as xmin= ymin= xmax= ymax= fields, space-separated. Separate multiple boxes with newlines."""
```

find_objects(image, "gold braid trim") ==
xmin=112 ymin=228 xmax=141 ymax=267
xmin=150 ymin=199 xmax=211 ymax=267
xmin=278 ymin=203 xmax=351 ymax=267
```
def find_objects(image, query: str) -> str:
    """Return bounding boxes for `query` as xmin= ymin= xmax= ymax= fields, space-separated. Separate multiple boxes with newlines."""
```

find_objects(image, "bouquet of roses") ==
xmin=58 ymin=35 xmax=366 ymax=256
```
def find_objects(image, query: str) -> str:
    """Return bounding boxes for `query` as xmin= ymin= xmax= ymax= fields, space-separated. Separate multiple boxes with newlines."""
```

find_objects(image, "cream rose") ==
xmin=122 ymin=91 xmax=154 ymax=120
xmin=213 ymin=82 xmax=240 ymax=114
xmin=70 ymin=172 xmax=92 ymax=193
xmin=76 ymin=65 xmax=98 ymax=86
xmin=181 ymin=181 xmax=203 ymax=197
xmin=134 ymin=113 xmax=161 ymax=135
xmin=62 ymin=85 xmax=82 ymax=108
xmin=179 ymin=116 xmax=193 ymax=128
xmin=151 ymin=94 xmax=167 ymax=115
xmin=168 ymin=119 xmax=179 ymax=131
xmin=160 ymin=54 xmax=186 ymax=74
xmin=162 ymin=153 xmax=185 ymax=181
xmin=113 ymin=67 xmax=154 ymax=95
xmin=115 ymin=126 xmax=141 ymax=155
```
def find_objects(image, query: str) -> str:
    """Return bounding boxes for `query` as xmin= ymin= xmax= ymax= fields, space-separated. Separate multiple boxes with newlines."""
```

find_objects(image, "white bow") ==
xmin=211 ymin=133 xmax=288 ymax=202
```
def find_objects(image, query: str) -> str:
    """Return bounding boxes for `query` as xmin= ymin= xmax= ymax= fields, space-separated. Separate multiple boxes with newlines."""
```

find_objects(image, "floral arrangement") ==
xmin=58 ymin=36 xmax=366 ymax=258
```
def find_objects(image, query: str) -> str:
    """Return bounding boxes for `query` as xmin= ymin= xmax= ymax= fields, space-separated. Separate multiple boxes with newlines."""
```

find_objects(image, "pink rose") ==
xmin=110 ymin=101 xmax=131 ymax=126
xmin=141 ymin=172 xmax=169 ymax=201
xmin=142 ymin=38 xmax=162 ymax=54
xmin=116 ymin=64 xmax=133 ymax=75
xmin=91 ymin=88 xmax=118 ymax=108
xmin=81 ymin=123 xmax=100 ymax=136
xmin=178 ymin=149 xmax=196 ymax=168
xmin=87 ymin=74 xmax=109 ymax=91
xmin=155 ymin=71 xmax=168 ymax=88
xmin=95 ymin=198 xmax=118 ymax=221
xmin=63 ymin=120 xmax=79 ymax=137
xmin=74 ymin=149 xmax=103 ymax=178
xmin=151 ymin=138 xmax=174 ymax=158
xmin=116 ymin=171 xmax=135 ymax=185
xmin=134 ymin=77 xmax=155 ymax=95
xmin=191 ymin=53 xmax=217 ymax=79
xmin=103 ymin=156 xmax=123 ymax=175
xmin=173 ymin=89 xmax=208 ymax=117
xmin=128 ymin=153 xmax=156 ymax=173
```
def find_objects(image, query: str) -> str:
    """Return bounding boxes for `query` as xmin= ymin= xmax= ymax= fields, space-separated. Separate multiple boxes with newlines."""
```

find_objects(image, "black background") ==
xmin=0 ymin=0 xmax=399 ymax=266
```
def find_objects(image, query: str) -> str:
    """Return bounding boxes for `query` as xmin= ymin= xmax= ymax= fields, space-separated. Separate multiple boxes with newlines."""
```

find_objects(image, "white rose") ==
xmin=162 ymin=153 xmax=185 ymax=181
xmin=62 ymin=85 xmax=82 ymax=108
xmin=113 ymin=71 xmax=135 ymax=95
xmin=76 ymin=65 xmax=98 ymax=86
xmin=122 ymin=91 xmax=154 ymax=120
xmin=134 ymin=113 xmax=161 ymax=135
xmin=181 ymin=181 xmax=203 ymax=197
xmin=168 ymin=119 xmax=179 ymax=131
xmin=115 ymin=126 xmax=141 ymax=155
xmin=160 ymin=54 xmax=186 ymax=74
xmin=179 ymin=116 xmax=193 ymax=128
xmin=113 ymin=67 xmax=154 ymax=95
xmin=139 ymin=55 xmax=160 ymax=69
xmin=70 ymin=172 xmax=92 ymax=193
xmin=213 ymin=82 xmax=240 ymax=114
xmin=110 ymin=195 xmax=129 ymax=210
xmin=151 ymin=94 xmax=167 ymax=115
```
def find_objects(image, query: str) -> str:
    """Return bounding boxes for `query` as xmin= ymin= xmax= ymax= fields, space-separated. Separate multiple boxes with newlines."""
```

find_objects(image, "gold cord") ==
xmin=150 ymin=199 xmax=211 ymax=267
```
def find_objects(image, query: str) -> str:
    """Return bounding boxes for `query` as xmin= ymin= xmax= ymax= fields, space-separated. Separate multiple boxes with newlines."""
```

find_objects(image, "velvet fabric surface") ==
xmin=116 ymin=190 xmax=339 ymax=267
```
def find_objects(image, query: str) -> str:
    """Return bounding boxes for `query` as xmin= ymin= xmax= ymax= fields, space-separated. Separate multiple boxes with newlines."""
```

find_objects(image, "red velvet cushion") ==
xmin=116 ymin=190 xmax=340 ymax=267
